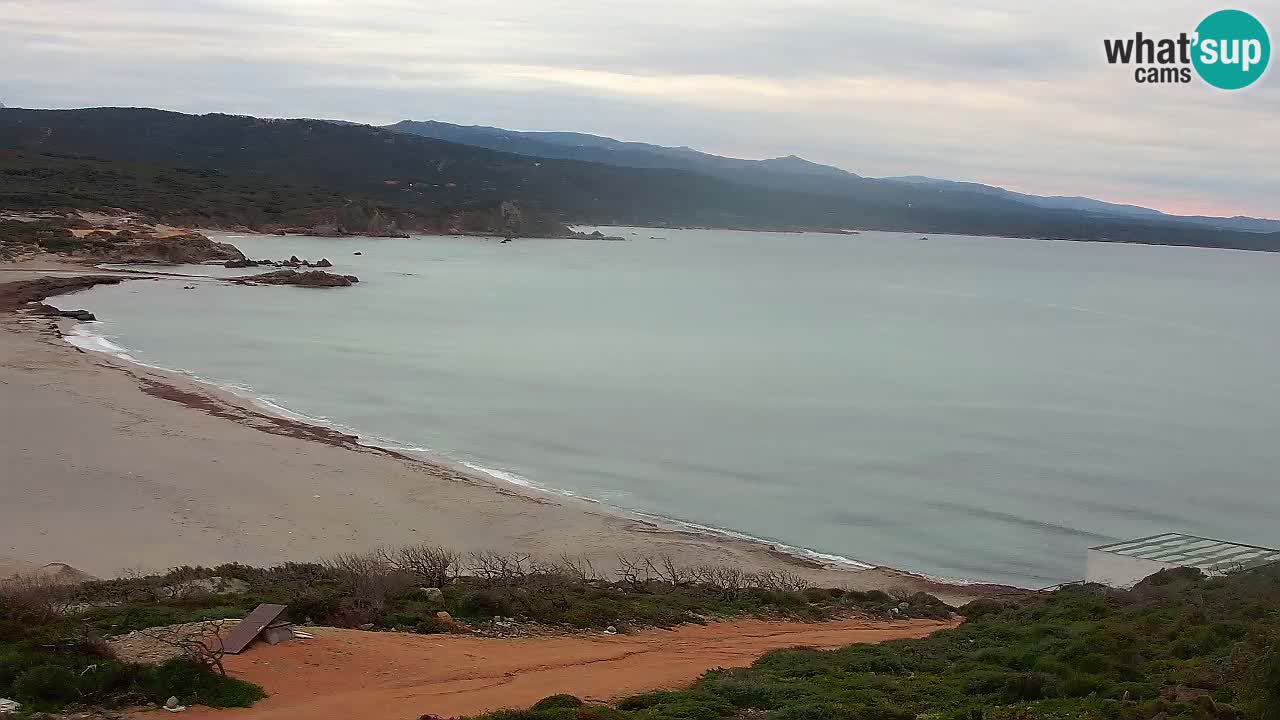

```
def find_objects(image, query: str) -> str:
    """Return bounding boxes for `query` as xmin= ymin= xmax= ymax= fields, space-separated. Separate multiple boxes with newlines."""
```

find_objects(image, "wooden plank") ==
xmin=221 ymin=604 xmax=288 ymax=654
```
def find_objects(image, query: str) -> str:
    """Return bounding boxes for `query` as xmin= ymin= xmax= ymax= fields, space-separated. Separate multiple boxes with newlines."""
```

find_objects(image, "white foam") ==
xmin=461 ymin=462 xmax=540 ymax=489
xmin=629 ymin=511 xmax=876 ymax=570
xmin=64 ymin=324 xmax=136 ymax=361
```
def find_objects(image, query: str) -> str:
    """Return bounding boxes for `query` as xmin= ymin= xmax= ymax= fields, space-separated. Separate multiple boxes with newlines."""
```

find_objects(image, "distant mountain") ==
xmin=386 ymin=120 xmax=878 ymax=197
xmin=2 ymin=107 xmax=1277 ymax=251
xmin=882 ymin=176 xmax=1280 ymax=233
xmin=388 ymin=120 xmax=1279 ymax=235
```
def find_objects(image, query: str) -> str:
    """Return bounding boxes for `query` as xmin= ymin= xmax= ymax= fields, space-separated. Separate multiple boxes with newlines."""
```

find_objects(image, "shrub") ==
xmin=530 ymin=694 xmax=584 ymax=710
xmin=14 ymin=664 xmax=80 ymax=705
xmin=142 ymin=658 xmax=265 ymax=708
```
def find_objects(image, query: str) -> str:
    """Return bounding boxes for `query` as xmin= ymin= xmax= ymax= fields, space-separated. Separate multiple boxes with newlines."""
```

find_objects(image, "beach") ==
xmin=0 ymin=257 xmax=993 ymax=604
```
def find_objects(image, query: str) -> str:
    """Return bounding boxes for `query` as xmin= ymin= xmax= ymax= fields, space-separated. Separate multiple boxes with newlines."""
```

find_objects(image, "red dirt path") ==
xmin=176 ymin=617 xmax=954 ymax=720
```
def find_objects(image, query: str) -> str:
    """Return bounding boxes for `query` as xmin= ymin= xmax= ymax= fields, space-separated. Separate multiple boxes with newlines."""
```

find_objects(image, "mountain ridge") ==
xmin=387 ymin=119 xmax=1279 ymax=233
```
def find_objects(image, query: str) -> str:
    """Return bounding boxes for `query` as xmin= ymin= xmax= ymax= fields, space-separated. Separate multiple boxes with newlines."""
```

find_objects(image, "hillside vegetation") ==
xmin=0 ymin=150 xmax=565 ymax=238
xmin=471 ymin=565 xmax=1280 ymax=720
xmin=0 ymin=547 xmax=949 ymax=713
xmin=4 ymin=548 xmax=1277 ymax=719
xmin=2 ymin=108 xmax=1278 ymax=250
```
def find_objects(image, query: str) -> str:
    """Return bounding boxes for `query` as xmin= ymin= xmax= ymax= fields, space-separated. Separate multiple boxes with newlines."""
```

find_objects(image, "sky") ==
xmin=1 ymin=0 xmax=1277 ymax=218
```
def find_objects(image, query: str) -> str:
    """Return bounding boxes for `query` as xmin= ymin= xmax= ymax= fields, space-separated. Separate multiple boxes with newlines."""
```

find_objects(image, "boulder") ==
xmin=316 ymin=258 xmax=333 ymax=268
xmin=420 ymin=587 xmax=444 ymax=602
xmin=223 ymin=259 xmax=253 ymax=268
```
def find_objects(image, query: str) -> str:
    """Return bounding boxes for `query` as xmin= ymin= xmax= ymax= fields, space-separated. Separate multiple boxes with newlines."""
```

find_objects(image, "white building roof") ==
xmin=1091 ymin=533 xmax=1280 ymax=574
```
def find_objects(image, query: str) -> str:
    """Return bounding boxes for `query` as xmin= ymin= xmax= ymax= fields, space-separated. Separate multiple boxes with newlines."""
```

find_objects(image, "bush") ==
xmin=530 ymin=694 xmax=584 ymax=710
xmin=142 ymin=659 xmax=265 ymax=708
xmin=14 ymin=664 xmax=79 ymax=705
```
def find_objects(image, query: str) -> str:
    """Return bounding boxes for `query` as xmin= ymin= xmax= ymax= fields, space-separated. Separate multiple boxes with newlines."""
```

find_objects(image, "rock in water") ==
xmin=232 ymin=270 xmax=358 ymax=288
xmin=316 ymin=258 xmax=333 ymax=267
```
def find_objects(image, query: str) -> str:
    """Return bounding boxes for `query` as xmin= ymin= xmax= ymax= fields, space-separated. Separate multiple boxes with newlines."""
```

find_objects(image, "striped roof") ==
xmin=1092 ymin=533 xmax=1280 ymax=574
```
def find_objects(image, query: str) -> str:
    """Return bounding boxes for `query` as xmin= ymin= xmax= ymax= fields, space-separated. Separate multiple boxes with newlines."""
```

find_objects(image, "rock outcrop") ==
xmin=232 ymin=269 xmax=359 ymax=288
xmin=89 ymin=232 xmax=245 ymax=264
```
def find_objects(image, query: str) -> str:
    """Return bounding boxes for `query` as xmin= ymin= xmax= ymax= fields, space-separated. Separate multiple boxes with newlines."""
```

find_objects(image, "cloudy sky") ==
xmin=2 ymin=0 xmax=1276 ymax=217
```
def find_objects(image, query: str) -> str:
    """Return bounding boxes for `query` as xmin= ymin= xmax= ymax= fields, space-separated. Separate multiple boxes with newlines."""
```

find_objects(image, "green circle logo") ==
xmin=1193 ymin=10 xmax=1270 ymax=89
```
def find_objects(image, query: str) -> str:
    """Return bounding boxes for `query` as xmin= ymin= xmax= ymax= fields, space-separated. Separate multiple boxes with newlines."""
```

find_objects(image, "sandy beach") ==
xmin=0 ymin=257 xmax=1003 ymax=604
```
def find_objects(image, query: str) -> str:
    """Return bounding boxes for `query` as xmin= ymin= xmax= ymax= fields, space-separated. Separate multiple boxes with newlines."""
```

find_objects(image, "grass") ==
xmin=462 ymin=565 xmax=1280 ymax=720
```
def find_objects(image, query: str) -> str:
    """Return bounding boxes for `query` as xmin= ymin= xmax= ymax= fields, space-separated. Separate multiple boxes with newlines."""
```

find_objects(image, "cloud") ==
xmin=0 ymin=0 xmax=1275 ymax=217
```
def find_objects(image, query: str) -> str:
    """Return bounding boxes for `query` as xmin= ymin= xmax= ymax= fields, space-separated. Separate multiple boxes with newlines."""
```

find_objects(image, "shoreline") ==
xmin=58 ymin=294 xmax=880 ymax=575
xmin=0 ymin=257 xmax=1019 ymax=603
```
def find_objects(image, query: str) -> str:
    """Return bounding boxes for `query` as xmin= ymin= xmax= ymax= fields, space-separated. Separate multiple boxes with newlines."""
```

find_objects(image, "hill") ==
xmin=2 ymin=108 xmax=1278 ymax=250
xmin=883 ymin=176 xmax=1280 ymax=233
xmin=389 ymin=119 xmax=1280 ymax=239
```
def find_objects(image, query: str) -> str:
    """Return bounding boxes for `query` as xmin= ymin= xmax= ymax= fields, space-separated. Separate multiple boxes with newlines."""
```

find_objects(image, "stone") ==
xmin=288 ymin=255 xmax=302 ymax=264
xmin=435 ymin=611 xmax=452 ymax=623
xmin=353 ymin=251 xmax=363 ymax=255
xmin=223 ymin=259 xmax=252 ymax=268
xmin=316 ymin=258 xmax=333 ymax=267
xmin=358 ymin=623 xmax=375 ymax=630
xmin=605 ymin=625 xmax=617 ymax=634
xmin=164 ymin=697 xmax=180 ymax=710
xmin=897 ymin=602 xmax=910 ymax=610
xmin=420 ymin=587 xmax=444 ymax=602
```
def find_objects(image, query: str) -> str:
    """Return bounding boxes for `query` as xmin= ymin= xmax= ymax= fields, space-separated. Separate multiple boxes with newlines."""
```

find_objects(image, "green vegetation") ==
xmin=0 ymin=150 xmax=565 ymax=238
xmin=8 ymin=549 xmax=1277 ymax=719
xmin=468 ymin=565 xmax=1280 ymax=720
xmin=64 ymin=548 xmax=950 ymax=635
xmin=0 ymin=592 xmax=262 ymax=712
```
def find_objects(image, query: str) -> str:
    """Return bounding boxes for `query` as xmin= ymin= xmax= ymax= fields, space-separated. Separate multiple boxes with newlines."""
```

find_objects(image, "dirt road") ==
xmin=178 ymin=617 xmax=954 ymax=720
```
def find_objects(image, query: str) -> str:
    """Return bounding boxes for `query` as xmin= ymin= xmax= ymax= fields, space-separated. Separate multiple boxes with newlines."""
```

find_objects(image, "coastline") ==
xmin=0 ymin=257 xmax=1016 ymax=604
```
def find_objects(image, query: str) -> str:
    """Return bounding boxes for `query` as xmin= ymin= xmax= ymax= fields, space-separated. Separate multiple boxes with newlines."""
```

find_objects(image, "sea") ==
xmin=52 ymin=227 xmax=1280 ymax=588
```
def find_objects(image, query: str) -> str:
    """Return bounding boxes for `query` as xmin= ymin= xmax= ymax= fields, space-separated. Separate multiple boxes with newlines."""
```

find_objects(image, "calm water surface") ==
xmin=58 ymin=228 xmax=1280 ymax=586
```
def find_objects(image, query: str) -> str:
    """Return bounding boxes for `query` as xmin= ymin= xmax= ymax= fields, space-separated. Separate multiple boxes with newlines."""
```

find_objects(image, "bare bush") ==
xmin=751 ymin=569 xmax=811 ymax=593
xmin=323 ymin=549 xmax=416 ymax=624
xmin=0 ymin=573 xmax=78 ymax=622
xmin=136 ymin=620 xmax=234 ymax=676
xmin=692 ymin=564 xmax=749 ymax=598
xmin=382 ymin=545 xmax=458 ymax=587
xmin=615 ymin=555 xmax=653 ymax=590
xmin=647 ymin=554 xmax=695 ymax=589
xmin=463 ymin=551 xmax=533 ymax=586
